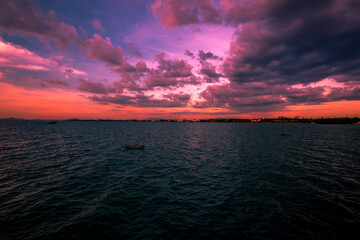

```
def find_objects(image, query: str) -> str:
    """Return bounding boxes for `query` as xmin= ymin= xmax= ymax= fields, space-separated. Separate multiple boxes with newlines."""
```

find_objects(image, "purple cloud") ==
xmin=200 ymin=63 xmax=222 ymax=82
xmin=136 ymin=61 xmax=149 ymax=72
xmin=125 ymin=43 xmax=142 ymax=57
xmin=89 ymin=93 xmax=190 ymax=108
xmin=145 ymin=74 xmax=178 ymax=89
xmin=92 ymin=19 xmax=105 ymax=33
xmin=155 ymin=52 xmax=193 ymax=78
xmin=0 ymin=0 xmax=83 ymax=48
xmin=151 ymin=0 xmax=221 ymax=28
xmin=40 ymin=78 xmax=68 ymax=86
xmin=184 ymin=49 xmax=195 ymax=58
xmin=77 ymin=78 xmax=115 ymax=94
xmin=198 ymin=50 xmax=222 ymax=62
xmin=85 ymin=34 xmax=126 ymax=66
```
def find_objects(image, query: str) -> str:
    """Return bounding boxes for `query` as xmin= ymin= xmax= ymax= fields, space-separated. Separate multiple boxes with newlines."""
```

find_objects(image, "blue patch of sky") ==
xmin=38 ymin=0 xmax=156 ymax=48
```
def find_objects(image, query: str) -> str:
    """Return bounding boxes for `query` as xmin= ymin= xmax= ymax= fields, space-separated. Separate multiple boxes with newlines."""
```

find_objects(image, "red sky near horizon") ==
xmin=0 ymin=0 xmax=359 ymax=119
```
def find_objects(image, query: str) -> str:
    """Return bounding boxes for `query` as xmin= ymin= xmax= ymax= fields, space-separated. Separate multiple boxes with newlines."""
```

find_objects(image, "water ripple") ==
xmin=0 ymin=121 xmax=359 ymax=239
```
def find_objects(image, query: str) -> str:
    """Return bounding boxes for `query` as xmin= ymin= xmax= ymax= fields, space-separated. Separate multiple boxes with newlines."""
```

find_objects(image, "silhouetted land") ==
xmin=65 ymin=117 xmax=360 ymax=124
xmin=1 ymin=117 xmax=359 ymax=124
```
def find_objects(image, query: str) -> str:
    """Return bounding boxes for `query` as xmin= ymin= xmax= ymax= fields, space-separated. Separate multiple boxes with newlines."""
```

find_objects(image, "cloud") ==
xmin=221 ymin=0 xmax=360 ymax=86
xmin=89 ymin=94 xmax=134 ymax=105
xmin=140 ymin=52 xmax=196 ymax=90
xmin=134 ymin=93 xmax=190 ymax=107
xmin=36 ymin=77 xmax=68 ymax=86
xmin=0 ymin=0 xmax=83 ymax=48
xmin=0 ymin=39 xmax=51 ymax=70
xmin=0 ymin=1 xmax=136 ymax=73
xmin=198 ymin=50 xmax=222 ymax=62
xmin=184 ymin=49 xmax=194 ymax=58
xmin=0 ymin=39 xmax=88 ymax=89
xmin=113 ymin=72 xmax=143 ymax=92
xmin=89 ymin=92 xmax=190 ymax=108
xmin=151 ymin=0 xmax=360 ymax=86
xmin=163 ymin=92 xmax=191 ymax=102
xmin=194 ymin=79 xmax=360 ymax=113
xmin=135 ymin=61 xmax=149 ymax=72
xmin=51 ymin=57 xmax=64 ymax=66
xmin=125 ymin=43 xmax=142 ymax=57
xmin=145 ymin=74 xmax=177 ymax=89
xmin=77 ymin=78 xmax=115 ymax=94
xmin=85 ymin=34 xmax=126 ymax=66
xmin=200 ymin=63 xmax=222 ymax=82
xmin=155 ymin=52 xmax=193 ymax=78
xmin=91 ymin=19 xmax=105 ymax=33
xmin=151 ymin=0 xmax=221 ymax=28
xmin=152 ymin=0 xmax=360 ymax=113
xmin=62 ymin=67 xmax=86 ymax=76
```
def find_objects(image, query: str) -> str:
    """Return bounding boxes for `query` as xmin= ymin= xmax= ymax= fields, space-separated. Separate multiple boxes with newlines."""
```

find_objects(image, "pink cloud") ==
xmin=136 ymin=61 xmax=149 ymax=72
xmin=200 ymin=63 xmax=222 ymax=82
xmin=145 ymin=74 xmax=177 ymax=89
xmin=91 ymin=19 xmax=105 ymax=33
xmin=85 ymin=34 xmax=126 ymax=66
xmin=0 ymin=39 xmax=87 ymax=89
xmin=0 ymin=39 xmax=51 ymax=67
xmin=113 ymin=72 xmax=143 ymax=92
xmin=155 ymin=52 xmax=193 ymax=78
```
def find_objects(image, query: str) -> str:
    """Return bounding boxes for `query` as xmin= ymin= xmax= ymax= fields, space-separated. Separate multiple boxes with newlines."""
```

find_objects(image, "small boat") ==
xmin=125 ymin=144 xmax=145 ymax=150
xmin=47 ymin=120 xmax=57 ymax=124
xmin=280 ymin=133 xmax=291 ymax=136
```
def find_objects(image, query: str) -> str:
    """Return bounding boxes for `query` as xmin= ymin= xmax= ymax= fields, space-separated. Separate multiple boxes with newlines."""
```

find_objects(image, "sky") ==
xmin=0 ymin=0 xmax=359 ymax=120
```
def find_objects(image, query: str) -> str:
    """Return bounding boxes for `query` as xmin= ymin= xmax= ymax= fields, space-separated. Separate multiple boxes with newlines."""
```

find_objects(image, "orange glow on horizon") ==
xmin=0 ymin=82 xmax=359 ymax=120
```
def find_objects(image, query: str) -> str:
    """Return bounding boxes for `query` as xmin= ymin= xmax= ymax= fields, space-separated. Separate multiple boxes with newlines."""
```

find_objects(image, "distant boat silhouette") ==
xmin=47 ymin=120 xmax=57 ymax=124
xmin=280 ymin=133 xmax=291 ymax=136
xmin=125 ymin=144 xmax=144 ymax=150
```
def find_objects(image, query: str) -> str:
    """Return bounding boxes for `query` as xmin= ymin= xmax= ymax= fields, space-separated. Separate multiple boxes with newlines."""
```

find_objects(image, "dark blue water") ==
xmin=0 ymin=121 xmax=359 ymax=239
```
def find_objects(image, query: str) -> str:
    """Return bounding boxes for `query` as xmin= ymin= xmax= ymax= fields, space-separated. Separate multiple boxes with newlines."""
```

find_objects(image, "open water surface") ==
xmin=0 ymin=121 xmax=359 ymax=239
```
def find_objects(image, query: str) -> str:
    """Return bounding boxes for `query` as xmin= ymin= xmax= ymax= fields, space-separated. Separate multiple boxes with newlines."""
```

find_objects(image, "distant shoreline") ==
xmin=1 ymin=117 xmax=359 ymax=125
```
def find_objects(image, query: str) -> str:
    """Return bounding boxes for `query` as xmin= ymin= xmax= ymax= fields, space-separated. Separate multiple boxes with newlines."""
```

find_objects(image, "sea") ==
xmin=0 ymin=121 xmax=359 ymax=240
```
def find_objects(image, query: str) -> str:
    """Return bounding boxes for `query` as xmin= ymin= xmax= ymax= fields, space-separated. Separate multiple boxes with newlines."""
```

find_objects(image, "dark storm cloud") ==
xmin=193 ymin=81 xmax=360 ymax=112
xmin=153 ymin=0 xmax=360 ymax=112
xmin=152 ymin=0 xmax=360 ymax=85
xmin=222 ymin=0 xmax=360 ymax=85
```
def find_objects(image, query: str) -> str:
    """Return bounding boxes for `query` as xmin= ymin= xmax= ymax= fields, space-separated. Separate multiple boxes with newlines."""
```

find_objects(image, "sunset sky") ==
xmin=0 ymin=0 xmax=359 ymax=119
